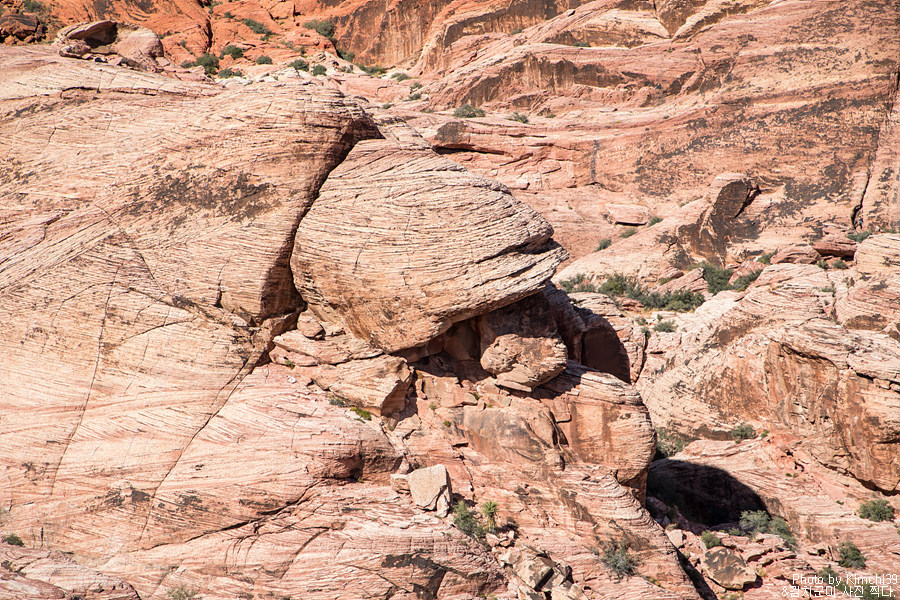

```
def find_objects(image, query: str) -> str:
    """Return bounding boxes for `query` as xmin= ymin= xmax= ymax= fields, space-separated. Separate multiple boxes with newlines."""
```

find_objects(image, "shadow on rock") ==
xmin=648 ymin=458 xmax=765 ymax=526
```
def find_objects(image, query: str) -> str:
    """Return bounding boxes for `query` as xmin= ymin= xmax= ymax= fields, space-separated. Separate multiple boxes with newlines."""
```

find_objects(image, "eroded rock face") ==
xmin=637 ymin=259 xmax=900 ymax=493
xmin=477 ymin=292 xmax=569 ymax=390
xmin=292 ymin=134 xmax=566 ymax=352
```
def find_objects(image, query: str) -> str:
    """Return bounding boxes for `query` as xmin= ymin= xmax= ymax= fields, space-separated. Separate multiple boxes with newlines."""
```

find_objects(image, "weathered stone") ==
xmin=700 ymin=547 xmax=758 ymax=590
xmin=407 ymin=465 xmax=453 ymax=516
xmin=607 ymin=203 xmax=650 ymax=225
xmin=770 ymin=244 xmax=820 ymax=264
xmin=292 ymin=132 xmax=566 ymax=353
xmin=0 ymin=545 xmax=139 ymax=600
xmin=813 ymin=233 xmax=858 ymax=259
xmin=272 ymin=329 xmax=381 ymax=366
xmin=312 ymin=354 xmax=413 ymax=416
xmin=478 ymin=293 xmax=568 ymax=390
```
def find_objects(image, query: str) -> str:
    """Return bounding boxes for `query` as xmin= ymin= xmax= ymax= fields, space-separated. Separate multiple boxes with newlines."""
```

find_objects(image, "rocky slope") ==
xmin=1 ymin=46 xmax=700 ymax=600
xmin=2 ymin=0 xmax=899 ymax=598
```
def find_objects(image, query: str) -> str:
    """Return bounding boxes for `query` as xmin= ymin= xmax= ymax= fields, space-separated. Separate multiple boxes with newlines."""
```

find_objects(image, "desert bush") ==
xmin=23 ymin=0 xmax=47 ymax=13
xmin=381 ymin=103 xmax=394 ymax=109
xmin=391 ymin=72 xmax=410 ymax=81
xmin=730 ymin=423 xmax=756 ymax=440
xmin=312 ymin=64 xmax=327 ymax=76
xmin=255 ymin=55 xmax=272 ymax=64
xmin=858 ymin=499 xmax=894 ymax=522
xmin=221 ymin=45 xmax=243 ymax=59
xmin=350 ymin=407 xmax=372 ymax=420
xmin=167 ymin=587 xmax=201 ymax=600
xmin=837 ymin=541 xmax=866 ymax=569
xmin=653 ymin=320 xmax=676 ymax=333
xmin=573 ymin=41 xmax=590 ymax=47
xmin=758 ymin=250 xmax=776 ymax=264
xmin=594 ymin=273 xmax=705 ymax=312
xmin=241 ymin=18 xmax=271 ymax=35
xmin=847 ymin=230 xmax=872 ymax=243
xmin=700 ymin=262 xmax=734 ymax=294
xmin=189 ymin=53 xmax=219 ymax=75
xmin=655 ymin=427 xmax=686 ymax=458
xmin=304 ymin=19 xmax=335 ymax=40
xmin=410 ymin=82 xmax=422 ymax=91
xmin=596 ymin=238 xmax=611 ymax=251
xmin=217 ymin=68 xmax=241 ymax=78
xmin=833 ymin=258 xmax=848 ymax=269
xmin=648 ymin=216 xmax=662 ymax=226
xmin=621 ymin=227 xmax=637 ymax=238
xmin=739 ymin=510 xmax=795 ymax=547
xmin=3 ymin=533 xmax=24 ymax=546
xmin=288 ymin=58 xmax=309 ymax=71
xmin=454 ymin=104 xmax=485 ymax=118
xmin=732 ymin=270 xmax=761 ymax=291
xmin=600 ymin=539 xmax=637 ymax=579
xmin=509 ymin=112 xmax=529 ymax=123
xmin=701 ymin=531 xmax=722 ymax=548
xmin=453 ymin=501 xmax=485 ymax=540
xmin=407 ymin=92 xmax=422 ymax=101
xmin=358 ymin=63 xmax=385 ymax=75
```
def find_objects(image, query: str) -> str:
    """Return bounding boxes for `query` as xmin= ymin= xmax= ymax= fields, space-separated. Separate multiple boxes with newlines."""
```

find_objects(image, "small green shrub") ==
xmin=732 ymin=270 xmax=761 ymax=291
xmin=837 ymin=541 xmax=866 ymax=568
xmin=223 ymin=10 xmax=233 ymax=18
xmin=217 ymin=68 xmax=242 ymax=78
xmin=187 ymin=53 xmax=220 ymax=75
xmin=596 ymin=238 xmax=611 ymax=251
xmin=454 ymin=104 xmax=485 ymax=118
xmin=410 ymin=82 xmax=422 ymax=91
xmin=648 ymin=216 xmax=662 ymax=226
xmin=358 ymin=63 xmax=386 ymax=75
xmin=758 ymin=250 xmax=777 ymax=264
xmin=731 ymin=423 xmax=756 ymax=440
xmin=596 ymin=272 xmax=705 ymax=312
xmin=511 ymin=27 xmax=523 ymax=34
xmin=22 ymin=0 xmax=47 ymax=13
xmin=453 ymin=501 xmax=485 ymax=540
xmin=381 ymin=103 xmax=394 ymax=109
xmin=407 ymin=92 xmax=422 ymax=101
xmin=255 ymin=55 xmax=273 ymax=64
xmin=391 ymin=72 xmax=410 ymax=81
xmin=167 ymin=587 xmax=201 ymax=600
xmin=3 ymin=533 xmax=24 ymax=546
xmin=289 ymin=58 xmax=309 ymax=71
xmin=559 ymin=273 xmax=598 ymax=294
xmin=701 ymin=531 xmax=722 ymax=549
xmin=700 ymin=262 xmax=734 ymax=294
xmin=833 ymin=258 xmax=848 ymax=269
xmin=817 ymin=259 xmax=829 ymax=270
xmin=655 ymin=427 xmax=686 ymax=458
xmin=848 ymin=230 xmax=873 ymax=243
xmin=858 ymin=499 xmax=894 ymax=522
xmin=350 ymin=407 xmax=372 ymax=420
xmin=621 ymin=227 xmax=637 ymax=238
xmin=304 ymin=19 xmax=335 ymax=40
xmin=481 ymin=500 xmax=498 ymax=533
xmin=600 ymin=539 xmax=637 ymax=579
xmin=221 ymin=45 xmax=243 ymax=59
xmin=242 ymin=18 xmax=271 ymax=35
xmin=573 ymin=41 xmax=590 ymax=47
xmin=653 ymin=320 xmax=676 ymax=333
xmin=738 ymin=510 xmax=795 ymax=547
xmin=509 ymin=112 xmax=529 ymax=123
xmin=328 ymin=395 xmax=345 ymax=407
xmin=312 ymin=64 xmax=327 ymax=76
xmin=442 ymin=420 xmax=452 ymax=428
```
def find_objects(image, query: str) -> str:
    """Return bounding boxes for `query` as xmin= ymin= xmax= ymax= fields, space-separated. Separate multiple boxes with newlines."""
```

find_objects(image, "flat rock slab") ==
xmin=700 ymin=547 xmax=758 ymax=590
xmin=408 ymin=464 xmax=452 ymax=516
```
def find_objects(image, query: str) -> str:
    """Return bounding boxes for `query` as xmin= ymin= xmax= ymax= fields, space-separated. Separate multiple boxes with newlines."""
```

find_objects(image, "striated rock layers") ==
xmin=0 ymin=48 xmax=696 ymax=599
xmin=636 ymin=238 xmax=900 ymax=493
